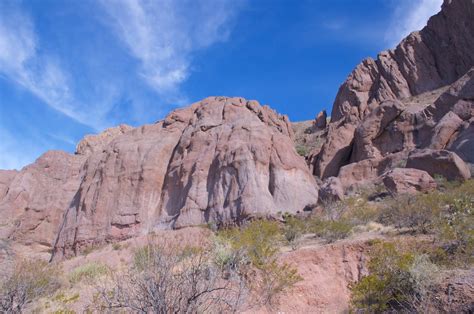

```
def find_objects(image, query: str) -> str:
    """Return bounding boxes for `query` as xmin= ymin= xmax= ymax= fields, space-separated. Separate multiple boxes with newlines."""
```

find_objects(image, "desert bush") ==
xmin=282 ymin=215 xmax=307 ymax=249
xmin=295 ymin=145 xmax=308 ymax=156
xmin=95 ymin=244 xmax=248 ymax=313
xmin=68 ymin=262 xmax=109 ymax=285
xmin=350 ymin=242 xmax=439 ymax=312
xmin=378 ymin=193 xmax=442 ymax=233
xmin=0 ymin=260 xmax=62 ymax=313
xmin=341 ymin=196 xmax=381 ymax=225
xmin=216 ymin=220 xmax=301 ymax=305
xmin=308 ymin=218 xmax=353 ymax=242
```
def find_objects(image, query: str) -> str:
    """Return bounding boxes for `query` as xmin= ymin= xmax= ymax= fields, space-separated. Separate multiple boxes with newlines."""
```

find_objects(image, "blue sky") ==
xmin=0 ymin=0 xmax=442 ymax=170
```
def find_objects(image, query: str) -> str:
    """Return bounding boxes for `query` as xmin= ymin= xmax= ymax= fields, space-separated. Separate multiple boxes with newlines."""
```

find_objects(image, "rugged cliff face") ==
xmin=313 ymin=0 xmax=474 ymax=179
xmin=0 ymin=97 xmax=319 ymax=259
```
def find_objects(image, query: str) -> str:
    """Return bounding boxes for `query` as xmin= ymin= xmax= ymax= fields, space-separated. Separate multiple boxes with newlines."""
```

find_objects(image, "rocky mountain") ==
xmin=312 ymin=0 xmax=473 ymax=187
xmin=0 ymin=0 xmax=472 ymax=264
xmin=0 ymin=97 xmax=319 ymax=259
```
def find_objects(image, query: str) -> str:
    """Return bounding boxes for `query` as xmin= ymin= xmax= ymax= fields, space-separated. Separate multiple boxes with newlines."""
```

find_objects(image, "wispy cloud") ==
xmin=101 ymin=0 xmax=241 ymax=99
xmin=0 ymin=1 xmax=111 ymax=130
xmin=385 ymin=0 xmax=443 ymax=47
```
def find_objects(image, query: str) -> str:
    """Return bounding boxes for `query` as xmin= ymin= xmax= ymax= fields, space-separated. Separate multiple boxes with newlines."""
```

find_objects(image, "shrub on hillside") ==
xmin=309 ymin=218 xmax=353 ymax=242
xmin=68 ymin=262 xmax=109 ymax=285
xmin=350 ymin=242 xmax=439 ymax=312
xmin=96 ymin=244 xmax=248 ymax=313
xmin=0 ymin=260 xmax=62 ymax=312
xmin=216 ymin=220 xmax=301 ymax=305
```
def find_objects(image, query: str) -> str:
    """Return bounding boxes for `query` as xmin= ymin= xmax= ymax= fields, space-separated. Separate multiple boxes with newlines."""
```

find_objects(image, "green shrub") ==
xmin=216 ymin=220 xmax=301 ymax=305
xmin=295 ymin=145 xmax=308 ymax=156
xmin=309 ymin=218 xmax=353 ymax=242
xmin=282 ymin=215 xmax=307 ymax=249
xmin=350 ymin=242 xmax=439 ymax=312
xmin=68 ymin=262 xmax=109 ymax=285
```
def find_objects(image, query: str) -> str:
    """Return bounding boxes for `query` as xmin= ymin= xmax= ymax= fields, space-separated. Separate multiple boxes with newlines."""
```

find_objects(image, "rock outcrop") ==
xmin=406 ymin=149 xmax=471 ymax=181
xmin=0 ymin=151 xmax=86 ymax=257
xmin=318 ymin=177 xmax=344 ymax=203
xmin=313 ymin=0 xmax=474 ymax=186
xmin=47 ymin=97 xmax=318 ymax=259
xmin=75 ymin=124 xmax=133 ymax=155
xmin=382 ymin=168 xmax=437 ymax=195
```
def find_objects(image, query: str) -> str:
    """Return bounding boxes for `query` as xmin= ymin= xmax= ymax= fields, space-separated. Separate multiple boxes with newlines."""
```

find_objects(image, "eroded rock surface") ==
xmin=382 ymin=168 xmax=437 ymax=195
xmin=0 ymin=151 xmax=86 ymax=256
xmin=50 ymin=97 xmax=319 ymax=259
xmin=314 ymin=0 xmax=474 ymax=180
xmin=406 ymin=149 xmax=471 ymax=181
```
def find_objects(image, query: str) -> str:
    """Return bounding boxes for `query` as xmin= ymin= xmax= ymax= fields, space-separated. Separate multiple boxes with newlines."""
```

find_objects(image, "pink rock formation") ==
xmin=50 ymin=97 xmax=319 ymax=259
xmin=331 ymin=0 xmax=474 ymax=123
xmin=382 ymin=168 xmax=437 ymax=195
xmin=314 ymin=110 xmax=327 ymax=129
xmin=314 ymin=0 xmax=474 ymax=179
xmin=406 ymin=149 xmax=471 ymax=181
xmin=75 ymin=124 xmax=133 ymax=155
xmin=0 ymin=151 xmax=86 ymax=255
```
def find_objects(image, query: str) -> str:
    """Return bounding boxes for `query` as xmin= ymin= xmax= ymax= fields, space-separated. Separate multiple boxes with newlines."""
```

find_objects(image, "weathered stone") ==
xmin=50 ymin=97 xmax=319 ymax=259
xmin=382 ymin=168 xmax=437 ymax=195
xmin=351 ymin=100 xmax=405 ymax=162
xmin=76 ymin=124 xmax=133 ymax=155
xmin=406 ymin=149 xmax=471 ymax=181
xmin=314 ymin=110 xmax=327 ymax=129
xmin=0 ymin=151 xmax=86 ymax=255
xmin=314 ymin=0 xmax=474 ymax=178
xmin=331 ymin=0 xmax=474 ymax=123
xmin=0 ymin=170 xmax=17 ymax=201
xmin=448 ymin=119 xmax=474 ymax=163
xmin=337 ymin=152 xmax=409 ymax=190
xmin=318 ymin=177 xmax=344 ymax=203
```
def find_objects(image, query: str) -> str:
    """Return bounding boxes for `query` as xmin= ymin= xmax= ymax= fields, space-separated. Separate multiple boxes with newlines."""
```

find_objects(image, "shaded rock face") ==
xmin=50 ymin=97 xmax=319 ymax=259
xmin=382 ymin=168 xmax=437 ymax=195
xmin=318 ymin=177 xmax=344 ymax=203
xmin=331 ymin=0 xmax=474 ymax=122
xmin=406 ymin=149 xmax=471 ymax=181
xmin=0 ymin=152 xmax=86 ymax=255
xmin=314 ymin=110 xmax=327 ymax=129
xmin=314 ymin=0 xmax=474 ymax=180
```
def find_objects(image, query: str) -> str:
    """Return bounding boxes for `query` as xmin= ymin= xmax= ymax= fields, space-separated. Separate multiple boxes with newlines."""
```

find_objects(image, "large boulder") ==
xmin=351 ymin=100 xmax=406 ymax=162
xmin=51 ymin=97 xmax=319 ymax=259
xmin=406 ymin=149 xmax=471 ymax=181
xmin=382 ymin=168 xmax=437 ymax=195
xmin=448 ymin=119 xmax=474 ymax=163
xmin=337 ymin=152 xmax=408 ymax=190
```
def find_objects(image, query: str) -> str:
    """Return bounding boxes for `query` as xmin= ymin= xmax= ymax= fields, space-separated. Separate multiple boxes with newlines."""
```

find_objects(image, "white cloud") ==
xmin=0 ymin=1 xmax=108 ymax=130
xmin=385 ymin=0 xmax=443 ymax=47
xmin=101 ymin=0 xmax=240 ymax=96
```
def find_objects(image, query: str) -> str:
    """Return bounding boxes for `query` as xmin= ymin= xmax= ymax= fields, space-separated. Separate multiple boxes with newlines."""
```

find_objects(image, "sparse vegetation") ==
xmin=350 ymin=241 xmax=440 ymax=312
xmin=0 ymin=260 xmax=62 ymax=313
xmin=295 ymin=145 xmax=308 ymax=156
xmin=216 ymin=220 xmax=301 ymax=305
xmin=68 ymin=262 xmax=109 ymax=285
xmin=95 ymin=243 xmax=249 ymax=313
